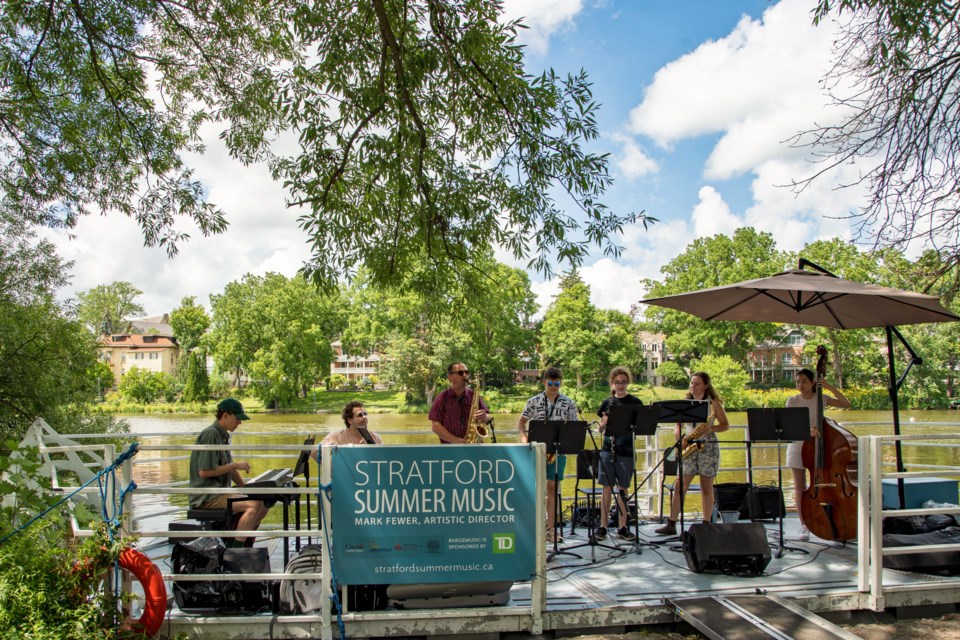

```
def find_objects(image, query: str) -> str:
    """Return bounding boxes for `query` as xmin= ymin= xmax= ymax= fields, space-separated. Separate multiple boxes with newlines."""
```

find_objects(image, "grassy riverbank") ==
xmin=92 ymin=385 xmax=692 ymax=416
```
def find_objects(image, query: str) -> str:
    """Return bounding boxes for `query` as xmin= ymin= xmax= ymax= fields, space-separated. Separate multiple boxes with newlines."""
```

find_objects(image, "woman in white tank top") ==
xmin=785 ymin=368 xmax=850 ymax=541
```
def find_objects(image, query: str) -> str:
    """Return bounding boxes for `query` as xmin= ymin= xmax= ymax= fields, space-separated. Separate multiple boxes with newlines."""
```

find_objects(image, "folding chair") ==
xmin=570 ymin=449 xmax=603 ymax=535
xmin=658 ymin=448 xmax=700 ymax=521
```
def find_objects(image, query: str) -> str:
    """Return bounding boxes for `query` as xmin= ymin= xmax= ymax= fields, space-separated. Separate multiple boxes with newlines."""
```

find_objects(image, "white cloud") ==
xmin=580 ymin=258 xmax=645 ymax=313
xmin=500 ymin=0 xmax=584 ymax=54
xmin=690 ymin=186 xmax=742 ymax=238
xmin=612 ymin=133 xmax=658 ymax=179
xmin=627 ymin=0 xmax=840 ymax=162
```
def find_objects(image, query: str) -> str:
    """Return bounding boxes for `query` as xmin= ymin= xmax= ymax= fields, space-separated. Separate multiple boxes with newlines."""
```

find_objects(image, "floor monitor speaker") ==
xmin=682 ymin=522 xmax=771 ymax=577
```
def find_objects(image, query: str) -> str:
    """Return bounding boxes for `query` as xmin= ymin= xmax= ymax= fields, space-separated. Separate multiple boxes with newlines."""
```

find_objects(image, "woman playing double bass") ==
xmin=787 ymin=368 xmax=850 ymax=541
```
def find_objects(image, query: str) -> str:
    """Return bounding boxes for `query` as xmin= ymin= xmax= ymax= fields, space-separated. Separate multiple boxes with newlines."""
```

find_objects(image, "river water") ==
xmin=121 ymin=409 xmax=960 ymax=524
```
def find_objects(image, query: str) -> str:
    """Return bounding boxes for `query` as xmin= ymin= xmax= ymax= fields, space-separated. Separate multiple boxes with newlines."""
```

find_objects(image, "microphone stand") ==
xmin=563 ymin=421 xmax=621 ymax=561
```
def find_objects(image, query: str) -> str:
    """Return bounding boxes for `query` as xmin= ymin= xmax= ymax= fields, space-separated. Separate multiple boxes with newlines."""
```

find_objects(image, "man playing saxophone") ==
xmin=518 ymin=367 xmax=578 ymax=544
xmin=655 ymin=371 xmax=730 ymax=535
xmin=429 ymin=362 xmax=489 ymax=444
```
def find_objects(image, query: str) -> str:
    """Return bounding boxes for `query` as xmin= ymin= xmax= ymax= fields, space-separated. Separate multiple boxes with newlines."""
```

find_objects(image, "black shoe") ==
xmin=595 ymin=526 xmax=607 ymax=540
xmin=618 ymin=527 xmax=637 ymax=541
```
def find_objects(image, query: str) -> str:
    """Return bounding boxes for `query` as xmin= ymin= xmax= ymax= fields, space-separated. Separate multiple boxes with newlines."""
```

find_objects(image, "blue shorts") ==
xmin=598 ymin=451 xmax=634 ymax=489
xmin=546 ymin=454 xmax=567 ymax=480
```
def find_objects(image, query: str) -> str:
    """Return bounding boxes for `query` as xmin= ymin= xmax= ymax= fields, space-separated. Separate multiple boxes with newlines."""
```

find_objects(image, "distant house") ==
xmin=747 ymin=328 xmax=810 ymax=384
xmin=98 ymin=333 xmax=179 ymax=388
xmin=126 ymin=313 xmax=173 ymax=336
xmin=638 ymin=331 xmax=668 ymax=385
xmin=514 ymin=353 xmax=540 ymax=383
xmin=330 ymin=340 xmax=380 ymax=382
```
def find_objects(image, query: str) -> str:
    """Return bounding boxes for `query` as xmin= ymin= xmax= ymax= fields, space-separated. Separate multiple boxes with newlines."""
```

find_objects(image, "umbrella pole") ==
xmin=885 ymin=325 xmax=923 ymax=510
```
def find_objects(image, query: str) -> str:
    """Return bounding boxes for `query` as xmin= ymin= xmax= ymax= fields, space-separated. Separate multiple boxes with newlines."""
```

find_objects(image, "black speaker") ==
xmin=747 ymin=485 xmax=785 ymax=521
xmin=682 ymin=522 xmax=771 ymax=576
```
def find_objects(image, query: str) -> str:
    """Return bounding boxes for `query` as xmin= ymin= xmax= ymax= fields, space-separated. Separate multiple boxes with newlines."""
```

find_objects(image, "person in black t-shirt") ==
xmin=595 ymin=367 xmax=642 ymax=542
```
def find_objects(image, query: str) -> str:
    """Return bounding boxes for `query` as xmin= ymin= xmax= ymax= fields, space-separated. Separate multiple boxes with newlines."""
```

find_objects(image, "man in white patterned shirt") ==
xmin=518 ymin=367 xmax=578 ymax=543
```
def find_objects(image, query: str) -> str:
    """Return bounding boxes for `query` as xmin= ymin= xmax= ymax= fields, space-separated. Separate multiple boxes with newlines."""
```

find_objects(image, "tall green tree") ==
xmin=208 ymin=273 xmax=345 ymax=408
xmin=641 ymin=228 xmax=787 ymax=365
xmin=342 ymin=256 xmax=538 ymax=401
xmin=76 ymin=282 xmax=145 ymax=335
xmin=2 ymin=0 xmax=644 ymax=297
xmin=0 ymin=295 xmax=104 ymax=441
xmin=538 ymin=271 xmax=636 ymax=389
xmin=170 ymin=296 xmax=211 ymax=351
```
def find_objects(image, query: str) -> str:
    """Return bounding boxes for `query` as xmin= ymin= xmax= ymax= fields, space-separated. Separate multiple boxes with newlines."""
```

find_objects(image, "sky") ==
xmin=45 ymin=0 xmax=869 ymax=319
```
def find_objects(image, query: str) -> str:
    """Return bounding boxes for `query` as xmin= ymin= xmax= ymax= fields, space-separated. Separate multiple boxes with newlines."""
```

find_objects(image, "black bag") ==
xmin=882 ymin=526 xmax=960 ymax=575
xmin=172 ymin=537 xmax=226 ymax=608
xmin=883 ymin=514 xmax=957 ymax=535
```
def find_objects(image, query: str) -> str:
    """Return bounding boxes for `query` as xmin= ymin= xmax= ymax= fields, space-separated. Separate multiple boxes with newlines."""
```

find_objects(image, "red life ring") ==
xmin=119 ymin=547 xmax=167 ymax=636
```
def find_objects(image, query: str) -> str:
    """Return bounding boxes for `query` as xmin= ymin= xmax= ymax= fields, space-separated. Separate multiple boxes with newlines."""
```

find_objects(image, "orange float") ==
xmin=119 ymin=547 xmax=167 ymax=636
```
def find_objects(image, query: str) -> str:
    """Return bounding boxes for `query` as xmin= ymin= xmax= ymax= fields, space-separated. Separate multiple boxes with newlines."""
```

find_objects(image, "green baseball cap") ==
xmin=217 ymin=398 xmax=251 ymax=421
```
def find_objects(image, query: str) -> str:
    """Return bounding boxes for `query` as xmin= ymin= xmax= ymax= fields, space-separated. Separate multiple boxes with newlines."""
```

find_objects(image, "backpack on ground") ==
xmin=279 ymin=544 xmax=325 ymax=613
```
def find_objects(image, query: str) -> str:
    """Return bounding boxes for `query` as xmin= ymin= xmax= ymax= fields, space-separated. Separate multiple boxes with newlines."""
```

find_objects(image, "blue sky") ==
xmin=47 ymin=0 xmax=867 ymax=317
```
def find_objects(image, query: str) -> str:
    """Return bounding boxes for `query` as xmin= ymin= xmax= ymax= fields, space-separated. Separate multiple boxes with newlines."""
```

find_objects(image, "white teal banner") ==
xmin=329 ymin=444 xmax=537 ymax=585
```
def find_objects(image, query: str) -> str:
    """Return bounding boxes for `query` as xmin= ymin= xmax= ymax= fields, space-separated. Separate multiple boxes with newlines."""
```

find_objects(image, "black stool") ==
xmin=186 ymin=508 xmax=233 ymax=533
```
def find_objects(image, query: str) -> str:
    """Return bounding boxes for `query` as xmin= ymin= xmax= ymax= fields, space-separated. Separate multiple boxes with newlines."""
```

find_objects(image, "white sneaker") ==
xmin=797 ymin=525 xmax=810 ymax=542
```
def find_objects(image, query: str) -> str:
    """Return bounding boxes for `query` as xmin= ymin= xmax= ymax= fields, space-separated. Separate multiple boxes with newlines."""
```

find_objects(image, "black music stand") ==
xmin=651 ymin=400 xmax=709 ymax=545
xmin=610 ymin=405 xmax=660 ymax=553
xmin=529 ymin=420 xmax=588 ymax=562
xmin=747 ymin=408 xmax=810 ymax=558
xmin=293 ymin=436 xmax=315 ymax=547
xmin=565 ymin=419 xmax=622 ymax=561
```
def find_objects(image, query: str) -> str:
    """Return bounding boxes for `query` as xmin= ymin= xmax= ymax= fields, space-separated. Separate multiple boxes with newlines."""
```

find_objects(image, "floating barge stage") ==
xmin=33 ymin=423 xmax=960 ymax=639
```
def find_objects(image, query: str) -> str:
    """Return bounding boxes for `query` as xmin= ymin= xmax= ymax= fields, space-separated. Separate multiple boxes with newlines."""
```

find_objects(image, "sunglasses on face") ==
xmin=613 ymin=380 xmax=628 ymax=385
xmin=450 ymin=370 xmax=469 ymax=376
xmin=545 ymin=380 xmax=562 ymax=387
xmin=354 ymin=411 xmax=367 ymax=418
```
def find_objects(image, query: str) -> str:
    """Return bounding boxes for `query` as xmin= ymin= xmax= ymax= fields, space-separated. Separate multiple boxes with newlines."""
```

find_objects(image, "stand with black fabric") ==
xmin=651 ymin=400 xmax=710 ymax=546
xmin=747 ymin=407 xmax=809 ymax=558
xmin=529 ymin=420 xmax=588 ymax=562
xmin=605 ymin=404 xmax=660 ymax=554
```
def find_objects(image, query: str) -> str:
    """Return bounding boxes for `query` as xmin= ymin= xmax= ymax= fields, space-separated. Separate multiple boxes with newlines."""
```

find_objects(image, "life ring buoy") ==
xmin=119 ymin=547 xmax=167 ymax=637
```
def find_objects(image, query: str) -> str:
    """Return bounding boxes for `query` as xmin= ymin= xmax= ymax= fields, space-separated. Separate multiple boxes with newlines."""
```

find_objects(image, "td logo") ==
xmin=492 ymin=533 xmax=515 ymax=554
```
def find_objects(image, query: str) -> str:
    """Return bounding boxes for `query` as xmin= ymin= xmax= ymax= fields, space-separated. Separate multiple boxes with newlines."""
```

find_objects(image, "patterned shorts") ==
xmin=682 ymin=434 xmax=719 ymax=477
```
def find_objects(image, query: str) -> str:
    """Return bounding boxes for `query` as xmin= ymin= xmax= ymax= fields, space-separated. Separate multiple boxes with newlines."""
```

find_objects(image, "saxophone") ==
xmin=464 ymin=386 xmax=488 ymax=443
xmin=682 ymin=421 xmax=712 ymax=458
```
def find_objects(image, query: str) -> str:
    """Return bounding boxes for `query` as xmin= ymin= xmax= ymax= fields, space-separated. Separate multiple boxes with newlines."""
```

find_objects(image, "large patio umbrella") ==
xmin=642 ymin=259 xmax=960 ymax=508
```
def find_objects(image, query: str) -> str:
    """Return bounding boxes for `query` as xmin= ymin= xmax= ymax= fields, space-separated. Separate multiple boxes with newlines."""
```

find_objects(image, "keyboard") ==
xmin=247 ymin=468 xmax=293 ymax=487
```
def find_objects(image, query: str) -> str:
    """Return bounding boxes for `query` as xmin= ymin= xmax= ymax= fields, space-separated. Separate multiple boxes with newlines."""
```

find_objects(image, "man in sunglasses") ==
xmin=429 ymin=362 xmax=489 ymax=444
xmin=517 ymin=368 xmax=578 ymax=543
xmin=317 ymin=401 xmax=382 ymax=448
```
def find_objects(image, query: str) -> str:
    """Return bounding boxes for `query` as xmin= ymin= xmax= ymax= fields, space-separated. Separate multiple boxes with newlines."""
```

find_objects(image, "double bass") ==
xmin=799 ymin=345 xmax=858 ymax=541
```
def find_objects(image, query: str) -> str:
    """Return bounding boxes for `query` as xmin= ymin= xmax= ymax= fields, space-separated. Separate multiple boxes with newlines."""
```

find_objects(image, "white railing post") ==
xmin=869 ymin=436 xmax=885 ymax=611
xmin=531 ymin=443 xmax=546 ymax=634
xmin=320 ymin=445 xmax=333 ymax=640
xmin=857 ymin=435 xmax=869 ymax=595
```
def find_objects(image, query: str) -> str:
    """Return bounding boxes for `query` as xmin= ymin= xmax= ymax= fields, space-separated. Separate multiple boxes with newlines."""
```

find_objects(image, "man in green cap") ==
xmin=189 ymin=398 xmax=269 ymax=545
